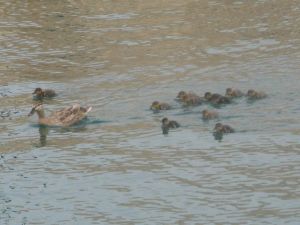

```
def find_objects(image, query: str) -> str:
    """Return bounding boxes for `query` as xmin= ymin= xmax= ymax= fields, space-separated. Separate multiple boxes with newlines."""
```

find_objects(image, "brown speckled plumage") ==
xmin=28 ymin=103 xmax=92 ymax=126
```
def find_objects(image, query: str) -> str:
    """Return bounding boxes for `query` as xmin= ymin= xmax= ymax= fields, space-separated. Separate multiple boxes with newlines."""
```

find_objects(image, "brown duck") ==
xmin=214 ymin=122 xmax=234 ymax=134
xmin=150 ymin=101 xmax=171 ymax=112
xmin=28 ymin=103 xmax=92 ymax=126
xmin=247 ymin=89 xmax=267 ymax=100
xmin=33 ymin=88 xmax=56 ymax=99
xmin=204 ymin=92 xmax=230 ymax=104
xmin=176 ymin=91 xmax=202 ymax=106
xmin=202 ymin=109 xmax=219 ymax=120
xmin=161 ymin=117 xmax=180 ymax=134
xmin=225 ymin=88 xmax=244 ymax=98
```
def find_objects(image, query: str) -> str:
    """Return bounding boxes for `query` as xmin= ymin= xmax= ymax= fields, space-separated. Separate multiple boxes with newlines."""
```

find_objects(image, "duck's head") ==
xmin=28 ymin=103 xmax=44 ymax=116
xmin=247 ymin=89 xmax=255 ymax=97
xmin=176 ymin=91 xmax=186 ymax=100
xmin=226 ymin=88 xmax=233 ymax=96
xmin=204 ymin=92 xmax=212 ymax=100
xmin=150 ymin=101 xmax=160 ymax=110
xmin=33 ymin=88 xmax=43 ymax=96
xmin=161 ymin=117 xmax=170 ymax=134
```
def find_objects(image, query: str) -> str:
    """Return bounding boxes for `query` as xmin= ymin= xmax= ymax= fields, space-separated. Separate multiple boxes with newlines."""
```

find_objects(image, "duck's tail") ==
xmin=86 ymin=106 xmax=92 ymax=113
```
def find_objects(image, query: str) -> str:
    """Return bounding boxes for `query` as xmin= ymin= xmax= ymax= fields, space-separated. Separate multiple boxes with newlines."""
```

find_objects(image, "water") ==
xmin=1 ymin=0 xmax=300 ymax=224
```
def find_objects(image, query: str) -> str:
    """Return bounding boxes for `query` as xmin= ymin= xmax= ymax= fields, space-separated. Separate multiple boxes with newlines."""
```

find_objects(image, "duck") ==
xmin=225 ymin=88 xmax=244 ymax=98
xmin=28 ymin=103 xmax=92 ymax=127
xmin=213 ymin=122 xmax=234 ymax=134
xmin=202 ymin=109 xmax=219 ymax=120
xmin=150 ymin=101 xmax=171 ymax=112
xmin=176 ymin=91 xmax=202 ymax=106
xmin=161 ymin=117 xmax=180 ymax=134
xmin=246 ymin=89 xmax=267 ymax=100
xmin=33 ymin=88 xmax=56 ymax=99
xmin=204 ymin=92 xmax=231 ymax=104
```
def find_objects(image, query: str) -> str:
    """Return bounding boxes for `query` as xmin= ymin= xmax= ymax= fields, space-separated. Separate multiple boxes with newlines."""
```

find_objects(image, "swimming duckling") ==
xmin=202 ymin=109 xmax=219 ymax=120
xmin=28 ymin=103 xmax=92 ymax=127
xmin=161 ymin=117 xmax=180 ymax=134
xmin=204 ymin=92 xmax=231 ymax=104
xmin=150 ymin=101 xmax=171 ymax=112
xmin=176 ymin=91 xmax=199 ymax=101
xmin=225 ymin=88 xmax=244 ymax=98
xmin=246 ymin=89 xmax=267 ymax=100
xmin=33 ymin=88 xmax=56 ymax=99
xmin=213 ymin=122 xmax=234 ymax=134
xmin=176 ymin=91 xmax=187 ymax=101
xmin=182 ymin=94 xmax=203 ymax=106
xmin=176 ymin=91 xmax=202 ymax=106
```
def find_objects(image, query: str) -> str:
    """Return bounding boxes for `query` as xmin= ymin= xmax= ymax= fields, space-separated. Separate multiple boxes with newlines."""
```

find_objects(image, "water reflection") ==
xmin=38 ymin=125 xmax=48 ymax=147
xmin=213 ymin=131 xmax=223 ymax=141
xmin=35 ymin=120 xmax=92 ymax=147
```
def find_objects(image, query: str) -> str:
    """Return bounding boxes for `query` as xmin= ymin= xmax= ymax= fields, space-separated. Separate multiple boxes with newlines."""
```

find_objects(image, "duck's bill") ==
xmin=28 ymin=108 xmax=35 ymax=116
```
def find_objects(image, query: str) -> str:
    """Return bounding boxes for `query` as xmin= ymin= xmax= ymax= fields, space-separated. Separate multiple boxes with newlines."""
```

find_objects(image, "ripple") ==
xmin=206 ymin=38 xmax=280 ymax=56
xmin=81 ymin=13 xmax=138 ymax=21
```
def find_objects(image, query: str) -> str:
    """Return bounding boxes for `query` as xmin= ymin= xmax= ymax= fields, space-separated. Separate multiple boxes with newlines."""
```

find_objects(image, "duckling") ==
xmin=33 ymin=88 xmax=56 ymax=99
xmin=202 ymin=109 xmax=219 ymax=120
xmin=176 ymin=91 xmax=202 ymax=106
xmin=28 ymin=103 xmax=92 ymax=127
xmin=161 ymin=117 xmax=180 ymax=134
xmin=182 ymin=94 xmax=203 ymax=106
xmin=247 ymin=89 xmax=267 ymax=100
xmin=204 ymin=92 xmax=231 ymax=104
xmin=150 ymin=101 xmax=171 ymax=112
xmin=176 ymin=91 xmax=199 ymax=101
xmin=213 ymin=122 xmax=234 ymax=134
xmin=225 ymin=88 xmax=244 ymax=98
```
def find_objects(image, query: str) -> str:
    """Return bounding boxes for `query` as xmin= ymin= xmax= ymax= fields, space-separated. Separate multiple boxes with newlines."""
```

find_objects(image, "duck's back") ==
xmin=48 ymin=105 xmax=92 ymax=126
xmin=39 ymin=117 xmax=64 ymax=126
xmin=44 ymin=89 xmax=56 ymax=97
xmin=223 ymin=125 xmax=234 ymax=133
xmin=50 ymin=105 xmax=74 ymax=119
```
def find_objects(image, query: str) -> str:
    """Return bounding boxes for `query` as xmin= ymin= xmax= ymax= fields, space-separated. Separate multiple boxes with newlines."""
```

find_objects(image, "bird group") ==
xmin=29 ymin=87 xmax=266 ymax=138
xmin=29 ymin=88 xmax=92 ymax=127
xmin=151 ymin=88 xmax=267 ymax=139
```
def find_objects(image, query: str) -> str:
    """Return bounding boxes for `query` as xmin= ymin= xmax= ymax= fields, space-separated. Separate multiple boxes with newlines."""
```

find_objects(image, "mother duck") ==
xmin=28 ymin=103 xmax=92 ymax=126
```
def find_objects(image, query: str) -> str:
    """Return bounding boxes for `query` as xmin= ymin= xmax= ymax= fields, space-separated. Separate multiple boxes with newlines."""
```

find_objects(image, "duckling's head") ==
xmin=150 ymin=101 xmax=160 ymax=110
xmin=214 ymin=122 xmax=223 ymax=131
xmin=28 ymin=103 xmax=44 ymax=116
xmin=161 ymin=117 xmax=169 ymax=125
xmin=33 ymin=88 xmax=43 ymax=97
xmin=161 ymin=117 xmax=170 ymax=134
xmin=204 ymin=92 xmax=212 ymax=100
xmin=247 ymin=89 xmax=255 ymax=97
xmin=226 ymin=88 xmax=233 ymax=96
xmin=176 ymin=91 xmax=186 ymax=100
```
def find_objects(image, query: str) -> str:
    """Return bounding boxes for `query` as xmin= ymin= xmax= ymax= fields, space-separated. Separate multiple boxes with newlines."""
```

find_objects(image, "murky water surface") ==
xmin=1 ymin=0 xmax=300 ymax=224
